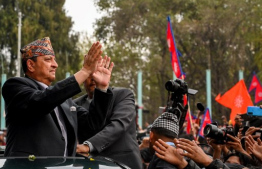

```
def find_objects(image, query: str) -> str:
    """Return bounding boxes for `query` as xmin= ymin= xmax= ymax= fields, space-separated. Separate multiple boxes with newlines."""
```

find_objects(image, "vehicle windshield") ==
xmin=0 ymin=156 xmax=128 ymax=169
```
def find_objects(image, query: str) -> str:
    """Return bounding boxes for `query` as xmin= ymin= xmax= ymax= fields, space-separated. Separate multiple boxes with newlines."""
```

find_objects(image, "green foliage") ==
xmin=93 ymin=0 xmax=262 ymax=125
xmin=0 ymin=0 xmax=81 ymax=80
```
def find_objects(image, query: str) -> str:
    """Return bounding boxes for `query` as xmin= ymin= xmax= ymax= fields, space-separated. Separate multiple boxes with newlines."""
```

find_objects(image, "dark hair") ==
xmin=224 ymin=152 xmax=254 ymax=166
xmin=22 ymin=57 xmax=37 ymax=73
xmin=151 ymin=127 xmax=177 ymax=139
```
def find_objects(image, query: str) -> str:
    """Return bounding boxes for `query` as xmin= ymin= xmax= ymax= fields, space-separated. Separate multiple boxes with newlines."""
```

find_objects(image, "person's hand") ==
xmin=92 ymin=55 xmax=114 ymax=90
xmin=82 ymin=42 xmax=102 ymax=74
xmin=226 ymin=134 xmax=250 ymax=158
xmin=245 ymin=127 xmax=260 ymax=137
xmin=245 ymin=135 xmax=262 ymax=162
xmin=153 ymin=139 xmax=188 ymax=169
xmin=139 ymin=137 xmax=150 ymax=150
xmin=207 ymin=138 xmax=222 ymax=151
xmin=237 ymin=128 xmax=243 ymax=139
xmin=76 ymin=144 xmax=90 ymax=157
xmin=206 ymin=138 xmax=222 ymax=159
xmin=175 ymin=138 xmax=212 ymax=167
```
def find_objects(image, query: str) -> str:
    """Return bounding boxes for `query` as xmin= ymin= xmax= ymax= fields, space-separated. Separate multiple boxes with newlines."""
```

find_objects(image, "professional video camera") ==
xmin=239 ymin=106 xmax=262 ymax=140
xmin=165 ymin=79 xmax=198 ymax=130
xmin=203 ymin=123 xmax=235 ymax=144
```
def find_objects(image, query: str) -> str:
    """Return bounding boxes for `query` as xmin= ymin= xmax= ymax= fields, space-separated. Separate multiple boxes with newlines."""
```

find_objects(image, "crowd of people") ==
xmin=137 ymin=107 xmax=262 ymax=169
xmin=1 ymin=36 xmax=262 ymax=169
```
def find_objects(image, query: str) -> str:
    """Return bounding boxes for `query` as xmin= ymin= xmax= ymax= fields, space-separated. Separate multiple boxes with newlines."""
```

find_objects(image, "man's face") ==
xmin=84 ymin=76 xmax=96 ymax=96
xmin=28 ymin=55 xmax=58 ymax=85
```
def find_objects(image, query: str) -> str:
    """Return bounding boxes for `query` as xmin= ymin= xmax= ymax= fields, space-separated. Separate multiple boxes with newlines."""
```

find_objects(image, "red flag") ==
xmin=249 ymin=73 xmax=261 ymax=92
xmin=166 ymin=16 xmax=185 ymax=79
xmin=185 ymin=111 xmax=191 ymax=134
xmin=254 ymin=84 xmax=262 ymax=104
xmin=216 ymin=80 xmax=253 ymax=125
xmin=198 ymin=108 xmax=212 ymax=137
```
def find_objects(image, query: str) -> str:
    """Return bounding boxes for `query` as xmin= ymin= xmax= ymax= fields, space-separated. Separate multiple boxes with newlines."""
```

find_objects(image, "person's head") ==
xmin=224 ymin=152 xmax=253 ymax=167
xmin=149 ymin=112 xmax=179 ymax=152
xmin=83 ymin=76 xmax=96 ymax=99
xmin=21 ymin=37 xmax=57 ymax=86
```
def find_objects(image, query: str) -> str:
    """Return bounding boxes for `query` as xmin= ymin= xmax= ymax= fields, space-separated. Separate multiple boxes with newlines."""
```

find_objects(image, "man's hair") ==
xmin=151 ymin=127 xmax=178 ymax=139
xmin=224 ymin=152 xmax=253 ymax=166
xmin=22 ymin=57 xmax=37 ymax=73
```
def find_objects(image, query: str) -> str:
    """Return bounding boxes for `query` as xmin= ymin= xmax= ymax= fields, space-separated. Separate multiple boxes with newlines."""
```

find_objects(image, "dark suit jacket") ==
xmin=2 ymin=76 xmax=113 ymax=157
xmin=75 ymin=87 xmax=143 ymax=169
xmin=148 ymin=154 xmax=203 ymax=169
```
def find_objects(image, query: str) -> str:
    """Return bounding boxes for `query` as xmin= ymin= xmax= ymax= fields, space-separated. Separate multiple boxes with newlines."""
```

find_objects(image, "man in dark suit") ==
xmin=2 ymin=37 xmax=114 ymax=157
xmin=74 ymin=77 xmax=143 ymax=169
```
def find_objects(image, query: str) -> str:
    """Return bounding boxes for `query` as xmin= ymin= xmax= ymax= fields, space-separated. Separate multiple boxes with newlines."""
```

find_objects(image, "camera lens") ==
xmin=204 ymin=125 xmax=211 ymax=135
xmin=204 ymin=124 xmax=225 ymax=144
xmin=165 ymin=80 xmax=180 ymax=92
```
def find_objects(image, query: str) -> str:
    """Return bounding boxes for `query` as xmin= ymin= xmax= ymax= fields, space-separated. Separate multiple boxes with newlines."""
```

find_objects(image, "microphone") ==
xmin=197 ymin=102 xmax=205 ymax=113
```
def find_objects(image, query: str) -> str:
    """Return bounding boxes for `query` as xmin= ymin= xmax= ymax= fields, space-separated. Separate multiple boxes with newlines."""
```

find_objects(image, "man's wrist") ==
xmin=96 ymin=87 xmax=108 ymax=92
xmin=177 ymin=159 xmax=188 ymax=169
xmin=83 ymin=141 xmax=91 ymax=153
xmin=83 ymin=141 xmax=94 ymax=152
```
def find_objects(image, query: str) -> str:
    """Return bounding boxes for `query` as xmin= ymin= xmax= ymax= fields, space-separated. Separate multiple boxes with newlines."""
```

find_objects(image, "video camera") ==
xmin=203 ymin=123 xmax=235 ymax=144
xmin=247 ymin=106 xmax=262 ymax=117
xmin=239 ymin=106 xmax=262 ymax=140
xmin=165 ymin=79 xmax=198 ymax=130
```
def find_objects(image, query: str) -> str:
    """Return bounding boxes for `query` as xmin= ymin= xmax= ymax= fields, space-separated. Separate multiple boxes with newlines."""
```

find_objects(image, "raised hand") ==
xmin=245 ymin=135 xmax=262 ymax=162
xmin=92 ymin=55 xmax=114 ymax=90
xmin=226 ymin=134 xmax=251 ymax=158
xmin=176 ymin=138 xmax=213 ymax=167
xmin=153 ymin=139 xmax=188 ymax=169
xmin=82 ymin=42 xmax=102 ymax=74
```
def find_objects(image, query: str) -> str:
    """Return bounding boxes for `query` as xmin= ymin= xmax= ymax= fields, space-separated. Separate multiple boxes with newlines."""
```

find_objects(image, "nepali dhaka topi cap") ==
xmin=151 ymin=112 xmax=179 ymax=136
xmin=20 ymin=37 xmax=55 ymax=60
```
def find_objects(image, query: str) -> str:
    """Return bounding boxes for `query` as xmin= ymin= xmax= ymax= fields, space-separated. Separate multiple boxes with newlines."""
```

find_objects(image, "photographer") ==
xmin=153 ymin=138 xmax=230 ymax=169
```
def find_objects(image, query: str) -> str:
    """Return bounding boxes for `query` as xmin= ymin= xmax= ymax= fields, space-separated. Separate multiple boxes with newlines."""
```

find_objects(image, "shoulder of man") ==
xmin=4 ymin=76 xmax=39 ymax=88
xmin=73 ymin=94 xmax=88 ymax=104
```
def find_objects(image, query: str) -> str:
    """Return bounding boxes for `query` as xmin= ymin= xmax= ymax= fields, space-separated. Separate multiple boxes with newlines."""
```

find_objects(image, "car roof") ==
xmin=0 ymin=156 xmax=131 ymax=169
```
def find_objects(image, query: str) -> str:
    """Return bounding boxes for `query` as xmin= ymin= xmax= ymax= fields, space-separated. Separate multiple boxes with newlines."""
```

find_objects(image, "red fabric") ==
xmin=248 ymin=74 xmax=261 ymax=92
xmin=215 ymin=80 xmax=253 ymax=125
xmin=254 ymin=84 xmax=262 ymax=104
xmin=166 ymin=17 xmax=184 ymax=78
xmin=198 ymin=108 xmax=212 ymax=137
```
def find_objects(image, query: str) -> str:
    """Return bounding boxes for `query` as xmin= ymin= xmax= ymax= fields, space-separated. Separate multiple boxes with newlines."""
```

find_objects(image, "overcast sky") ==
xmin=63 ymin=0 xmax=102 ymax=35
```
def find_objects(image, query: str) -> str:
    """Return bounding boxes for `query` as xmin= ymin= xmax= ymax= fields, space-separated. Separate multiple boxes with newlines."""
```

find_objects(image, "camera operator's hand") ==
xmin=245 ymin=127 xmax=260 ymax=137
xmin=153 ymin=139 xmax=188 ymax=169
xmin=245 ymin=127 xmax=260 ymax=155
xmin=237 ymin=128 xmax=243 ymax=140
xmin=176 ymin=138 xmax=213 ymax=167
xmin=245 ymin=135 xmax=262 ymax=162
xmin=139 ymin=137 xmax=150 ymax=150
xmin=207 ymin=138 xmax=222 ymax=159
xmin=226 ymin=134 xmax=251 ymax=158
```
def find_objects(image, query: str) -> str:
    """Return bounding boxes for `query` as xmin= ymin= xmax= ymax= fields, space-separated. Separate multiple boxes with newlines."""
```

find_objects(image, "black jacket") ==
xmin=2 ymin=76 xmax=112 ymax=157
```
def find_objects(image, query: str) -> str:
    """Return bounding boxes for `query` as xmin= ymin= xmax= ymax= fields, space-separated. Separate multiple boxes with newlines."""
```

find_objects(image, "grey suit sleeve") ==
xmin=87 ymin=89 xmax=135 ymax=152
xmin=2 ymin=76 xmax=81 ymax=119
xmin=77 ymin=88 xmax=113 ymax=136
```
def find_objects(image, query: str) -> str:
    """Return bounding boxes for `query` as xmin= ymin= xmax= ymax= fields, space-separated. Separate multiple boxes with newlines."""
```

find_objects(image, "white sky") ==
xmin=63 ymin=0 xmax=102 ymax=35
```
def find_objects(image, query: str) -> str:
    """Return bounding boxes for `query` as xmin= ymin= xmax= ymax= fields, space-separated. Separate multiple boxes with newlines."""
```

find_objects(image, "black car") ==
xmin=0 ymin=155 xmax=131 ymax=169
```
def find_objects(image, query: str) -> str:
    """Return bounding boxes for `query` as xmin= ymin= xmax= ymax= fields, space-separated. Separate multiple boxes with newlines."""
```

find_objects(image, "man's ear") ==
xmin=149 ymin=131 xmax=154 ymax=142
xmin=27 ymin=59 xmax=35 ymax=72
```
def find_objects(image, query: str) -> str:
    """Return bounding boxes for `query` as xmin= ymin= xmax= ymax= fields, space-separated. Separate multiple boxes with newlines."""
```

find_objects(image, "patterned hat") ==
xmin=20 ymin=37 xmax=55 ymax=60
xmin=151 ymin=112 xmax=179 ymax=136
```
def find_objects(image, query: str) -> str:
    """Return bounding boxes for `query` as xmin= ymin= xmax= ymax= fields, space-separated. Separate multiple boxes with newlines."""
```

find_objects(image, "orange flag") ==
xmin=215 ymin=80 xmax=253 ymax=125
